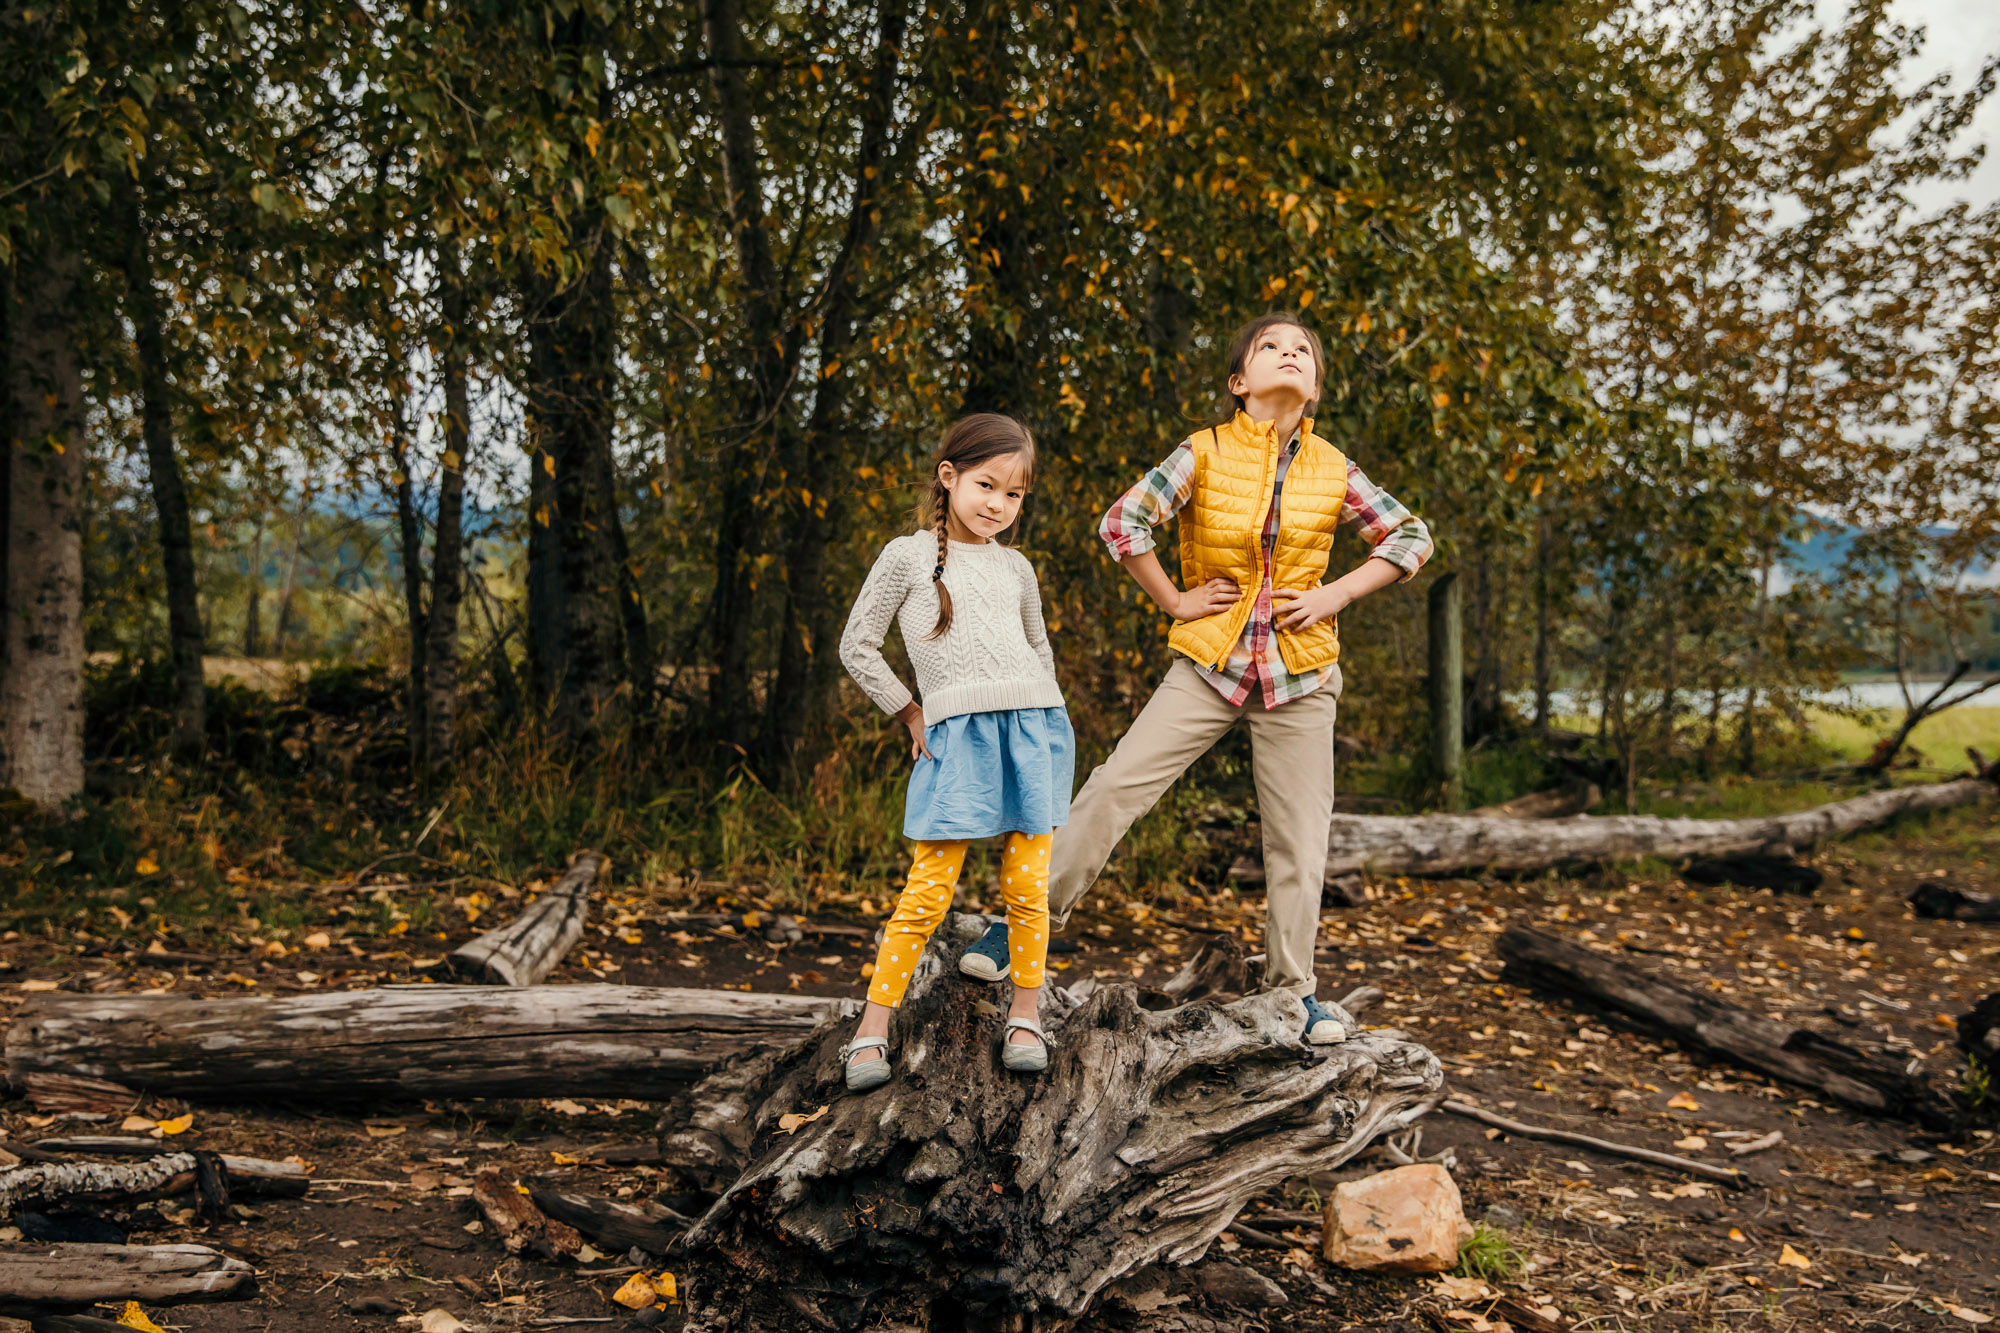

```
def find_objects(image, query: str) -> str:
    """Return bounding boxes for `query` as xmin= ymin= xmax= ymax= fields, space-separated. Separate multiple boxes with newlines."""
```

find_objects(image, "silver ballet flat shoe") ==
xmin=1000 ymin=1016 xmax=1050 ymax=1073
xmin=842 ymin=1036 xmax=892 ymax=1091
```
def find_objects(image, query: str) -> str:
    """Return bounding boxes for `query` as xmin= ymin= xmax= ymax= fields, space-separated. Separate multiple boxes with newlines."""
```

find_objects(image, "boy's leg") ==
xmin=1046 ymin=660 xmax=1239 ymax=930
xmin=1244 ymin=679 xmax=1339 ymax=998
xmin=867 ymin=841 xmax=968 ymax=1010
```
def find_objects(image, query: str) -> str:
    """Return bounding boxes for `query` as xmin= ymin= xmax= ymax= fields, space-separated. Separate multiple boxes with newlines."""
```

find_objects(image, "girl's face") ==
xmin=1228 ymin=322 xmax=1319 ymax=410
xmin=939 ymin=452 xmax=1031 ymax=542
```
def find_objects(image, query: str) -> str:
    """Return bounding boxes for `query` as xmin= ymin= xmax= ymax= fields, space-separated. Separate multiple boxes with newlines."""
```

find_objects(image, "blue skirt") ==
xmin=903 ymin=706 xmax=1076 ymax=841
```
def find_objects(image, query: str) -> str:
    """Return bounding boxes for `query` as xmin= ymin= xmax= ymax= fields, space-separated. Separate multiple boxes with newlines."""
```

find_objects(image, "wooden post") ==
xmin=1427 ymin=571 xmax=1464 ymax=810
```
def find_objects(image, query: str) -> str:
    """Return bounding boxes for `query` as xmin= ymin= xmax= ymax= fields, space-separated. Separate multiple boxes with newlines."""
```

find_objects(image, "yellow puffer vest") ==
xmin=1168 ymin=412 xmax=1349 ymax=674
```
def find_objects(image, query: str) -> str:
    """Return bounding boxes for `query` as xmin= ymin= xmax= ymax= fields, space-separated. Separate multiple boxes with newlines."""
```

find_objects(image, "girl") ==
xmin=835 ymin=414 xmax=1073 ymax=1091
xmin=956 ymin=314 xmax=1433 ymax=1045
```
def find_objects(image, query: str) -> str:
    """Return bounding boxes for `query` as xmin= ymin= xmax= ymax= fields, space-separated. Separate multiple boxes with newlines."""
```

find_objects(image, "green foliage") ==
xmin=1455 ymin=1223 xmax=1528 ymax=1283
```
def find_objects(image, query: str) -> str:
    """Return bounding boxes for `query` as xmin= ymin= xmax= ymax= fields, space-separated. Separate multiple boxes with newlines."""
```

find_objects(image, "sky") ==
xmin=1876 ymin=0 xmax=2000 ymax=209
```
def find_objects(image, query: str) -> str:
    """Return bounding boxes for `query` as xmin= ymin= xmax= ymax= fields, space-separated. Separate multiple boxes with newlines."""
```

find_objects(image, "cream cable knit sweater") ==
xmin=839 ymin=533 xmax=1066 ymax=726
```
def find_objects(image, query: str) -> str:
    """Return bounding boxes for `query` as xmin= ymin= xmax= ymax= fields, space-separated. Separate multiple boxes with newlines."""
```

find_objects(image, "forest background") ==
xmin=5 ymin=0 xmax=2000 ymax=925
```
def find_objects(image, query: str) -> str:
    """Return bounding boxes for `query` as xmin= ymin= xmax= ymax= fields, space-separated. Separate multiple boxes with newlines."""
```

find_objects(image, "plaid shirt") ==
xmin=1099 ymin=432 xmax=1433 ymax=709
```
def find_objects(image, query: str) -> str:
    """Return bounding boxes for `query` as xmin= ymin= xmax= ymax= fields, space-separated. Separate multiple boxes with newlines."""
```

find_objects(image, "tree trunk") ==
xmin=525 ymin=435 xmax=565 ymax=699
xmin=268 ymin=494 xmax=308 ymax=654
xmin=1496 ymin=927 xmax=1958 ymax=1127
xmin=1320 ymin=774 xmax=1994 ymax=878
xmin=660 ymin=915 xmax=1442 ymax=1331
xmin=113 ymin=180 xmax=205 ymax=758
xmin=0 ymin=248 xmax=87 ymax=809
xmin=387 ymin=353 xmax=428 ymax=767
xmin=424 ymin=261 xmax=472 ymax=766
xmin=1532 ymin=513 xmax=1552 ymax=735
xmin=0 ymin=1244 xmax=252 ymax=1313
xmin=1468 ymin=559 xmax=1503 ymax=740
xmin=240 ymin=509 xmax=265 ymax=657
xmin=1427 ymin=572 xmax=1464 ymax=810
xmin=6 ymin=985 xmax=851 ymax=1105
xmin=448 ymin=851 xmax=602 ymax=985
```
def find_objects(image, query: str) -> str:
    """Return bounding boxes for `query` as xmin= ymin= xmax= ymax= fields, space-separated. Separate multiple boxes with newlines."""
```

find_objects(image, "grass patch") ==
xmin=1808 ymin=705 xmax=2000 ymax=768
xmin=1454 ymin=1222 xmax=1527 ymax=1283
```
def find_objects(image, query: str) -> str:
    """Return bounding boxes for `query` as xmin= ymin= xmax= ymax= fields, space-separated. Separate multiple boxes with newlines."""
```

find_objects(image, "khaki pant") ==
xmin=1049 ymin=658 xmax=1339 ymax=997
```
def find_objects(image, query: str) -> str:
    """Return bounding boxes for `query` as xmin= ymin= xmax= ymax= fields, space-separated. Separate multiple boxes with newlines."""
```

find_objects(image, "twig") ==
xmin=1727 ymin=1130 xmax=1785 ymax=1156
xmin=1441 ymin=1099 xmax=1745 ymax=1186
xmin=1226 ymin=1220 xmax=1292 ymax=1249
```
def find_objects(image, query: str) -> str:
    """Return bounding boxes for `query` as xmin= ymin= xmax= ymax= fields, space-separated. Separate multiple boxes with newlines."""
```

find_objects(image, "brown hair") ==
xmin=1220 ymin=312 xmax=1325 ymax=419
xmin=922 ymin=413 xmax=1037 ymax=638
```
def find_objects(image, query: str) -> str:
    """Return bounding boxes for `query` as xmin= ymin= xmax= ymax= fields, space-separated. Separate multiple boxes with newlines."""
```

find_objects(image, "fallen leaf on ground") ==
xmin=1944 ymin=1303 xmax=1994 ymax=1325
xmin=419 ymin=1311 xmax=468 ymax=1333
xmin=1667 ymin=1092 xmax=1701 ymax=1110
xmin=120 ymin=1115 xmax=157 ymax=1132
xmin=545 ymin=1098 xmax=589 ymax=1116
xmin=19 ymin=979 xmax=59 ymax=992
xmin=1673 ymin=1135 xmax=1707 ymax=1150
xmin=1778 ymin=1244 xmax=1811 ymax=1269
xmin=304 ymin=932 xmax=331 ymax=949
xmin=1430 ymin=1274 xmax=1494 ymax=1301
xmin=612 ymin=1273 xmax=661 ymax=1309
xmin=779 ymin=1105 xmax=830 ymax=1134
xmin=364 ymin=1123 xmax=407 ymax=1139
xmin=1896 ymin=1252 xmax=1927 ymax=1267
xmin=156 ymin=1113 xmax=193 ymax=1135
xmin=116 ymin=1303 xmax=166 ymax=1332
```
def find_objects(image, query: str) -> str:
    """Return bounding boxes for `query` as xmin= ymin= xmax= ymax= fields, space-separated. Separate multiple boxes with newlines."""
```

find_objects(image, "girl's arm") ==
xmin=1274 ymin=460 xmax=1434 ymax=631
xmin=1016 ymin=554 xmax=1058 ymax=682
xmin=838 ymin=540 xmax=933 ymax=759
xmin=1100 ymin=441 xmax=1241 ymax=620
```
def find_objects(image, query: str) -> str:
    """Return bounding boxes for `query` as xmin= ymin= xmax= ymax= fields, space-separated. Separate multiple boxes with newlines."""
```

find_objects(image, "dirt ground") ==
xmin=2 ymin=804 xmax=1997 ymax=1332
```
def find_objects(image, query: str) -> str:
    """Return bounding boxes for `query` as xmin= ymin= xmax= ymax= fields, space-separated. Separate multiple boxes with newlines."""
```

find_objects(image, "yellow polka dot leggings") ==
xmin=867 ymin=832 xmax=1051 ymax=1009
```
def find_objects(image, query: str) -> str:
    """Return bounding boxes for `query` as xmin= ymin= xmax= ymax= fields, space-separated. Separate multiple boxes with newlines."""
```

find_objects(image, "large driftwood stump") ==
xmin=0 ymin=1242 xmax=253 ymax=1312
xmin=450 ymin=851 xmax=605 ymax=985
xmin=1323 ymin=774 xmax=1992 ymax=878
xmin=6 ymin=985 xmax=850 ymax=1104
xmin=658 ymin=916 xmax=1442 ymax=1332
xmin=1497 ymin=927 xmax=1959 ymax=1127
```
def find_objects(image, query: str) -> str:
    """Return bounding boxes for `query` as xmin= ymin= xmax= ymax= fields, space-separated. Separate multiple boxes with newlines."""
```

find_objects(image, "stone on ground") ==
xmin=1319 ymin=1162 xmax=1472 ymax=1274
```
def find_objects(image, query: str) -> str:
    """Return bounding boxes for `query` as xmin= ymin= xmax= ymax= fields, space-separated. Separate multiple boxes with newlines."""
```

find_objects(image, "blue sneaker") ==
xmin=1302 ymin=995 xmax=1349 ymax=1046
xmin=958 ymin=920 xmax=1010 ymax=981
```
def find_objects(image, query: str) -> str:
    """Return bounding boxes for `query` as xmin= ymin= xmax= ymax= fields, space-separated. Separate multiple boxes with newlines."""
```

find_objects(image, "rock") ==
xmin=1320 ymin=1163 xmax=1471 ymax=1274
xmin=1481 ymin=1203 xmax=1523 ymax=1230
xmin=1196 ymin=1259 xmax=1288 ymax=1308
xmin=347 ymin=1296 xmax=402 ymax=1316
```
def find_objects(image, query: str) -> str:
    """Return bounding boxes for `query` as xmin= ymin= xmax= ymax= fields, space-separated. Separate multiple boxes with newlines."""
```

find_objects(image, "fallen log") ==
xmin=1496 ymin=927 xmax=1958 ymax=1128
xmin=0 ymin=1243 xmax=252 ymax=1312
xmin=6 ymin=985 xmax=852 ymax=1105
xmin=661 ymin=914 xmax=1443 ymax=1331
xmin=528 ymin=1183 xmax=686 ymax=1255
xmin=471 ymin=1169 xmax=581 ymax=1261
xmin=1325 ymin=774 xmax=1993 ymax=878
xmin=1471 ymin=780 xmax=1601 ymax=820
xmin=0 ymin=1154 xmax=307 ymax=1219
xmin=450 ymin=851 xmax=604 ymax=985
xmin=1911 ymin=883 xmax=2000 ymax=922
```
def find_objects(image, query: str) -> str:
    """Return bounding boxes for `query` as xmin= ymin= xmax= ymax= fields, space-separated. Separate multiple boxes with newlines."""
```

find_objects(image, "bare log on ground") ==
xmin=1324 ymin=775 xmax=1994 ymax=878
xmin=449 ymin=851 xmax=605 ymax=985
xmin=0 ymin=1243 xmax=252 ymax=1311
xmin=1911 ymin=883 xmax=2000 ymax=922
xmin=0 ymin=1154 xmax=306 ymax=1219
xmin=659 ymin=914 xmax=1443 ymax=1332
xmin=1497 ymin=927 xmax=1958 ymax=1128
xmin=5 ymin=985 xmax=852 ymax=1104
xmin=529 ymin=1183 xmax=686 ymax=1255
xmin=1441 ymin=1100 xmax=1744 ymax=1185
xmin=471 ymin=1170 xmax=581 ymax=1261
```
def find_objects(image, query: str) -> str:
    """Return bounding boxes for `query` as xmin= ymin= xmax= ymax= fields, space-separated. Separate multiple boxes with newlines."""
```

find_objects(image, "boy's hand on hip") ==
xmin=896 ymin=700 xmax=935 ymax=761
xmin=1173 ymin=577 xmax=1240 ymax=620
xmin=1273 ymin=584 xmax=1349 ymax=632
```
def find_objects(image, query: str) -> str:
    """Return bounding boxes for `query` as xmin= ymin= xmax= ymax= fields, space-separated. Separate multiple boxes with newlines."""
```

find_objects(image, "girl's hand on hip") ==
xmin=1173 ymin=577 xmax=1240 ymax=620
xmin=896 ymin=701 xmax=935 ymax=761
xmin=1273 ymin=584 xmax=1349 ymax=632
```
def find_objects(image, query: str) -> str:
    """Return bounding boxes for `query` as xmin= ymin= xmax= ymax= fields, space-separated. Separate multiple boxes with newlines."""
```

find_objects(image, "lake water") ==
xmin=1514 ymin=678 xmax=2000 ymax=717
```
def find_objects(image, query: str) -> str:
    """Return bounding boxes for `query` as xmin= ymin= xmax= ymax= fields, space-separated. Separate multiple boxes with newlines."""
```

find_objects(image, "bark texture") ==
xmin=5 ymin=985 xmax=852 ymax=1104
xmin=1 ymin=251 xmax=87 ymax=808
xmin=0 ymin=1243 xmax=252 ymax=1311
xmin=0 ymin=1153 xmax=306 ymax=1219
xmin=1497 ymin=926 xmax=1958 ymax=1128
xmin=424 ymin=259 xmax=472 ymax=766
xmin=1324 ymin=776 xmax=1994 ymax=878
xmin=661 ymin=916 xmax=1443 ymax=1332
xmin=448 ymin=851 xmax=602 ymax=985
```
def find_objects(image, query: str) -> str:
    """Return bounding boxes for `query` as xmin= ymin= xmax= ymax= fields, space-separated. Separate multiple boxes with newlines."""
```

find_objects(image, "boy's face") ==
xmin=940 ymin=452 xmax=1030 ymax=540
xmin=1229 ymin=323 xmax=1320 ymax=412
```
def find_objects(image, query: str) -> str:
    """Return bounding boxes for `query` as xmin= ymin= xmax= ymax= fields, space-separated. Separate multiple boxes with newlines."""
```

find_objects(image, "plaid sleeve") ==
xmin=1341 ymin=461 xmax=1433 ymax=581
xmin=1099 ymin=441 xmax=1197 ymax=560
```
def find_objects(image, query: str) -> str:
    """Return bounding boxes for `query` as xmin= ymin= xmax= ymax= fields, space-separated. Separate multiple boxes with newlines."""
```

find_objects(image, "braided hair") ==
xmin=923 ymin=413 xmax=1037 ymax=639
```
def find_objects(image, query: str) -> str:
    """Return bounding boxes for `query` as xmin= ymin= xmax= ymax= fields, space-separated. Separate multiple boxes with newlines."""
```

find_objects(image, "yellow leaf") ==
xmin=778 ymin=1104 xmax=830 ymax=1134
xmin=121 ymin=1115 xmax=157 ymax=1132
xmin=655 ymin=1271 xmax=677 ymax=1300
xmin=612 ymin=1274 xmax=659 ymax=1309
xmin=550 ymin=1151 xmax=579 ymax=1165
xmin=157 ymin=1113 xmax=193 ymax=1136
xmin=304 ymin=932 xmax=331 ymax=949
xmin=136 ymin=855 xmax=160 ymax=875
xmin=1666 ymin=1092 xmax=1701 ymax=1110
xmin=1944 ymin=1302 xmax=1994 ymax=1324
xmin=387 ymin=920 xmax=409 ymax=936
xmin=1728 ymin=1228 xmax=1746 ymax=1242
xmin=741 ymin=911 xmax=763 ymax=929
xmin=364 ymin=1123 xmax=407 ymax=1139
xmin=1673 ymin=1135 xmax=1706 ymax=1151
xmin=116 ymin=1303 xmax=167 ymax=1332
xmin=1778 ymin=1243 xmax=1811 ymax=1269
